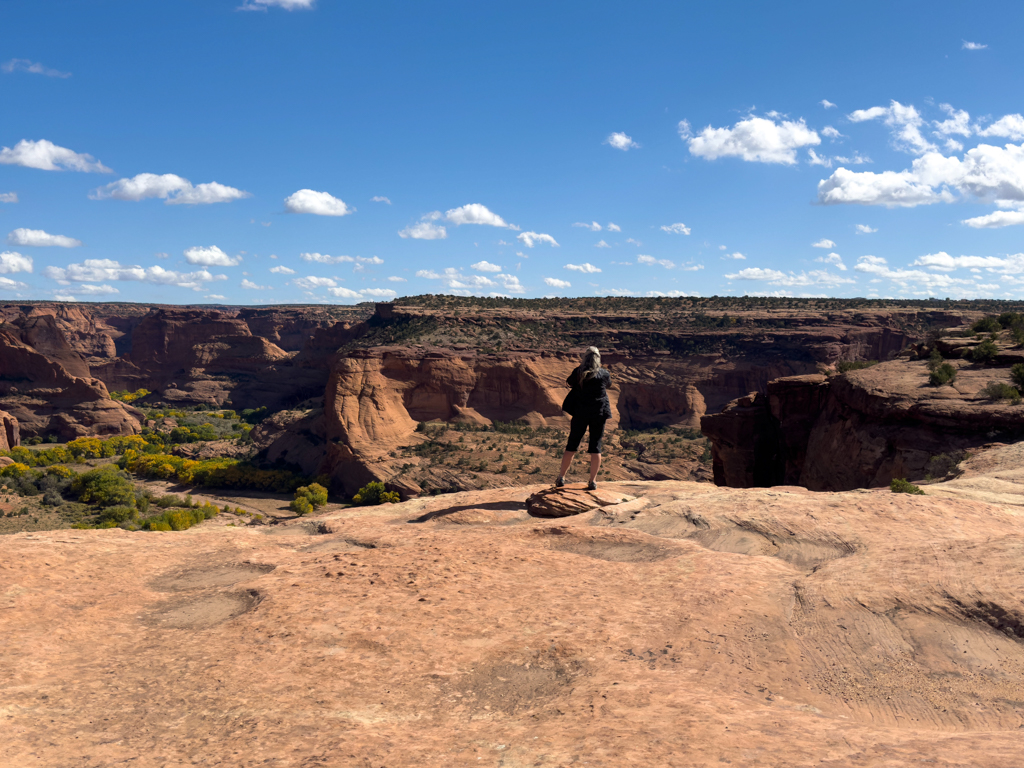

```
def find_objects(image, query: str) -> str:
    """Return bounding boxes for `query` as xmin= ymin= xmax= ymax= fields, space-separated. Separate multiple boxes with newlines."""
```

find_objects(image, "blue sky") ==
xmin=3 ymin=0 xmax=1024 ymax=304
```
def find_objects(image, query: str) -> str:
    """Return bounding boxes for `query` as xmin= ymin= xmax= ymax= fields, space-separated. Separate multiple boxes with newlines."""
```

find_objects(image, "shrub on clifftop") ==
xmin=890 ymin=478 xmax=925 ymax=495
xmin=352 ymin=481 xmax=400 ymax=506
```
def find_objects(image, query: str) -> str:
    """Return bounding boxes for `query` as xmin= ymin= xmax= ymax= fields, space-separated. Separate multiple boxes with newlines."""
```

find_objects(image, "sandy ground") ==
xmin=3 ymin=479 xmax=1024 ymax=766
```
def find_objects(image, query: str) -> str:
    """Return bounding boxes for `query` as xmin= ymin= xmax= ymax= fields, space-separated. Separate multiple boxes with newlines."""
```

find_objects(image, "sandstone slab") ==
xmin=526 ymin=485 xmax=637 ymax=517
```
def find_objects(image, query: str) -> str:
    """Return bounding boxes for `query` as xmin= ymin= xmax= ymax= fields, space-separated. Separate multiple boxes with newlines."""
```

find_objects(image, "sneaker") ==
xmin=587 ymin=480 xmax=597 ymax=491
xmin=555 ymin=476 xmax=565 ymax=488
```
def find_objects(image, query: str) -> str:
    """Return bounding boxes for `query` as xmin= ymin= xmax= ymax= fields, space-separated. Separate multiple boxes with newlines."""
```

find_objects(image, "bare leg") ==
xmin=589 ymin=453 xmax=602 ymax=484
xmin=557 ymin=450 xmax=575 ymax=481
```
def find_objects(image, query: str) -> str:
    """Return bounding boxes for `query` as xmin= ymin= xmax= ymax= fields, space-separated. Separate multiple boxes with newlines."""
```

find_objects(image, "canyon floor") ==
xmin=5 ymin=476 xmax=1024 ymax=767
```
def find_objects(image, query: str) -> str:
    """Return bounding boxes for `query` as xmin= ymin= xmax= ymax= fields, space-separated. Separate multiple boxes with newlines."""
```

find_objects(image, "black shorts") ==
xmin=565 ymin=415 xmax=608 ymax=454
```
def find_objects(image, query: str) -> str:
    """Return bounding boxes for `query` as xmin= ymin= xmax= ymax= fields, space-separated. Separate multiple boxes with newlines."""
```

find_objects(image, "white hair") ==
xmin=579 ymin=346 xmax=601 ymax=382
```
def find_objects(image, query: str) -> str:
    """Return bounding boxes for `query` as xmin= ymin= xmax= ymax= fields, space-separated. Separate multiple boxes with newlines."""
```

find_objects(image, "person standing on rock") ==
xmin=556 ymin=346 xmax=612 ymax=491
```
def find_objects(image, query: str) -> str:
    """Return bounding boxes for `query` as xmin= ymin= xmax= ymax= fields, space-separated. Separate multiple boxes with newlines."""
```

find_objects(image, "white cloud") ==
xmin=574 ymin=221 xmax=602 ymax=231
xmin=910 ymin=252 xmax=1010 ymax=271
xmin=626 ymin=237 xmax=641 ymax=246
xmin=44 ymin=259 xmax=227 ymax=290
xmin=647 ymin=290 xmax=700 ymax=297
xmin=812 ymin=238 xmax=836 ymax=248
xmin=721 ymin=252 xmax=746 ymax=260
xmin=360 ymin=255 xmax=383 ymax=265
xmin=680 ymin=263 xmax=705 ymax=271
xmin=284 ymin=189 xmax=353 ymax=216
xmin=606 ymin=223 xmax=621 ymax=232
xmin=807 ymin=149 xmax=833 ymax=167
xmin=602 ymin=288 xmax=636 ymax=296
xmin=399 ymin=221 xmax=447 ymax=240
xmin=660 ymin=223 xmax=691 ymax=235
xmin=0 ymin=276 xmax=29 ymax=291
xmin=977 ymin=114 xmax=1024 ymax=141
xmin=415 ymin=267 xmax=522 ymax=294
xmin=0 ymin=139 xmax=110 ymax=173
xmin=361 ymin=288 xmax=398 ymax=298
xmin=92 ymin=173 xmax=249 ymax=205
xmin=821 ymin=100 xmax=837 ymax=109
xmin=445 ymin=203 xmax=515 ymax=228
xmin=184 ymin=245 xmax=241 ymax=267
xmin=206 ymin=294 xmax=227 ymax=300
xmin=0 ymin=252 xmax=32 ymax=273
xmin=302 ymin=252 xmax=350 ymax=264
xmin=239 ymin=0 xmax=315 ymax=10
xmin=847 ymin=100 xmax=935 ymax=155
xmin=677 ymin=120 xmax=692 ymax=140
xmin=293 ymin=276 xmax=337 ymax=290
xmin=471 ymin=260 xmax=502 ymax=272
xmin=565 ymin=263 xmax=601 ymax=273
xmin=962 ymin=208 xmax=1024 ymax=228
xmin=0 ymin=192 xmax=16 ymax=203
xmin=933 ymin=104 xmax=971 ymax=136
xmin=820 ymin=140 xmax=1024 ymax=209
xmin=638 ymin=255 xmax=674 ymax=269
xmin=7 ymin=228 xmax=81 ymax=248
xmin=241 ymin=279 xmax=269 ymax=290
xmin=2 ymin=59 xmax=71 ymax=78
xmin=605 ymin=132 xmax=639 ymax=151
xmin=544 ymin=277 xmax=571 ymax=288
xmin=517 ymin=231 xmax=559 ymax=248
xmin=371 ymin=196 xmax=391 ymax=204
xmin=821 ymin=126 xmax=843 ymax=139
xmin=416 ymin=270 xmax=440 ymax=279
xmin=962 ymin=41 xmax=988 ymax=50
xmin=270 ymin=265 xmax=295 ymax=274
xmin=815 ymin=252 xmax=847 ymax=270
xmin=74 ymin=284 xmax=119 ymax=295
xmin=687 ymin=115 xmax=820 ymax=164
xmin=387 ymin=276 xmax=407 ymax=282
xmin=595 ymin=240 xmax=611 ymax=248
xmin=855 ymin=224 xmax=878 ymax=234
xmin=725 ymin=266 xmax=854 ymax=287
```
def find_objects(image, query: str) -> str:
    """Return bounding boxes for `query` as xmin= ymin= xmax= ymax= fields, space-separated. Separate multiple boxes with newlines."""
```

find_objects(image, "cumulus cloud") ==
xmin=821 ymin=100 xmax=837 ymax=109
xmin=962 ymin=208 xmax=1024 ymax=228
xmin=565 ymin=263 xmax=601 ymax=273
xmin=852 ymin=254 xmax=984 ymax=292
xmin=185 ymin=246 xmax=241 ymax=267
xmin=92 ymin=173 xmax=249 ymax=205
xmin=721 ymin=252 xmax=746 ymax=260
xmin=638 ymin=255 xmax=674 ymax=269
xmin=647 ymin=290 xmax=700 ymax=297
xmin=2 ymin=59 xmax=71 ymax=78
xmin=270 ymin=265 xmax=295 ymax=274
xmin=444 ymin=203 xmax=515 ymax=229
xmin=855 ymin=224 xmax=878 ymax=234
xmin=399 ymin=221 xmax=447 ymax=240
xmin=371 ymin=196 xmax=391 ymax=204
xmin=847 ymin=100 xmax=935 ymax=155
xmin=910 ymin=252 xmax=1010 ymax=271
xmin=387 ymin=276 xmax=407 ymax=282
xmin=239 ymin=0 xmax=315 ymax=10
xmin=517 ymin=231 xmax=559 ymax=248
xmin=821 ymin=126 xmax=843 ymax=139
xmin=607 ymin=223 xmax=621 ymax=232
xmin=605 ymin=132 xmax=639 ymax=151
xmin=284 ymin=189 xmax=353 ymax=216
xmin=687 ymin=115 xmax=820 ymax=164
xmin=933 ymin=104 xmax=971 ymax=137
xmin=812 ymin=238 xmax=836 ymax=249
xmin=0 ymin=192 xmax=17 ymax=203
xmin=820 ymin=140 xmax=1024 ymax=209
xmin=977 ymin=114 xmax=1024 ymax=141
xmin=7 ymin=228 xmax=81 ymax=248
xmin=725 ymin=266 xmax=854 ymax=288
xmin=74 ymin=284 xmax=119 ymax=295
xmin=0 ymin=252 xmax=32 ymax=273
xmin=44 ymin=259 xmax=227 ymax=291
xmin=241 ymin=279 xmax=269 ymax=290
xmin=361 ymin=288 xmax=398 ymax=298
xmin=0 ymin=276 xmax=29 ymax=291
xmin=416 ymin=266 xmax=523 ymax=294
xmin=962 ymin=41 xmax=988 ymax=50
xmin=0 ymin=139 xmax=110 ymax=173
xmin=660 ymin=223 xmax=691 ymax=235
xmin=595 ymin=240 xmax=611 ymax=248
xmin=544 ymin=277 xmax=571 ymax=288
xmin=471 ymin=260 xmax=502 ymax=272
xmin=815 ymin=252 xmax=847 ymax=270
xmin=299 ymin=253 xmax=382 ymax=265
xmin=293 ymin=276 xmax=337 ymax=290
xmin=574 ymin=221 xmax=602 ymax=231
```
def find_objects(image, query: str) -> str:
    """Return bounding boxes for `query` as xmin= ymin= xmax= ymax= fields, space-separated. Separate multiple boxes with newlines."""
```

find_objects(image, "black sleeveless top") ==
xmin=566 ymin=366 xmax=612 ymax=420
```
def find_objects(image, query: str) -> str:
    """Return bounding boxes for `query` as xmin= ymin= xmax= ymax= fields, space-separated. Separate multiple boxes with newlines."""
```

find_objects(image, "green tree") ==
xmin=352 ymin=481 xmax=400 ymax=506
xmin=71 ymin=466 xmax=137 ymax=509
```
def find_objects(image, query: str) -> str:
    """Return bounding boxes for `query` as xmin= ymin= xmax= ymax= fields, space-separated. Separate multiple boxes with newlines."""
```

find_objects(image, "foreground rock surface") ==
xmin=4 ymin=480 xmax=1024 ymax=766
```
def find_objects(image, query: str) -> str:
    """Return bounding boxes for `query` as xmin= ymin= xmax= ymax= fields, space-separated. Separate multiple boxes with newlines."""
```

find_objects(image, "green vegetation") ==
xmin=982 ymin=381 xmax=1022 ymax=404
xmin=290 ymin=482 xmax=328 ymax=515
xmin=109 ymin=388 xmax=151 ymax=403
xmin=352 ymin=481 xmax=400 ymax=505
xmin=964 ymin=339 xmax=999 ymax=363
xmin=118 ymin=451 xmax=304 ymax=493
xmin=1011 ymin=363 xmax=1024 ymax=391
xmin=890 ymin=478 xmax=925 ymax=495
xmin=927 ymin=349 xmax=958 ymax=386
xmin=836 ymin=360 xmax=878 ymax=374
xmin=71 ymin=465 xmax=137 ymax=508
